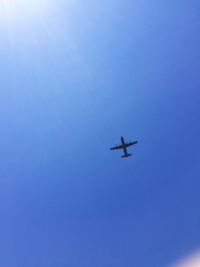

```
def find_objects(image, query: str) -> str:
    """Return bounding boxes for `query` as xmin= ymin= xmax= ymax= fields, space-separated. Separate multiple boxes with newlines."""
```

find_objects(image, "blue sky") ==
xmin=0 ymin=0 xmax=200 ymax=266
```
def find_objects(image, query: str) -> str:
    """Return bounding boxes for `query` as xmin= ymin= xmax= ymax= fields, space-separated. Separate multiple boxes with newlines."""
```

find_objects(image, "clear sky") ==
xmin=0 ymin=0 xmax=200 ymax=266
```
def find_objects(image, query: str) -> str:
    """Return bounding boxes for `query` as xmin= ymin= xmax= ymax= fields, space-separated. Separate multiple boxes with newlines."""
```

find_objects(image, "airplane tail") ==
xmin=121 ymin=153 xmax=132 ymax=158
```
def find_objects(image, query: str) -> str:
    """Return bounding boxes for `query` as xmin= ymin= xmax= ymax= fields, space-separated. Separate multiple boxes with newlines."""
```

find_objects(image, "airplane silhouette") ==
xmin=110 ymin=136 xmax=138 ymax=158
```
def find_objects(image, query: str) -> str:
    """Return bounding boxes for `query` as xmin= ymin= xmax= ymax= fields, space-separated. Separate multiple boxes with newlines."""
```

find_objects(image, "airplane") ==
xmin=110 ymin=136 xmax=138 ymax=158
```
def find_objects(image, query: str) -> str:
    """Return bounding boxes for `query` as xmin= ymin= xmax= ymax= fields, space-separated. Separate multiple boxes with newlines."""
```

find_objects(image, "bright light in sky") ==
xmin=0 ymin=0 xmax=52 ymax=25
xmin=171 ymin=251 xmax=200 ymax=267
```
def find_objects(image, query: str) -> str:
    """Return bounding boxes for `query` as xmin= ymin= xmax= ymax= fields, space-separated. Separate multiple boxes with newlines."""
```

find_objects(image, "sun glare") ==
xmin=0 ymin=0 xmax=51 ymax=25
xmin=172 ymin=251 xmax=200 ymax=267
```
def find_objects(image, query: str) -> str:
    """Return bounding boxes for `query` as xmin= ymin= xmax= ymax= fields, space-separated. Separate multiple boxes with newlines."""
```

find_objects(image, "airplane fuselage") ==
xmin=121 ymin=136 xmax=125 ymax=145
xmin=121 ymin=136 xmax=132 ymax=157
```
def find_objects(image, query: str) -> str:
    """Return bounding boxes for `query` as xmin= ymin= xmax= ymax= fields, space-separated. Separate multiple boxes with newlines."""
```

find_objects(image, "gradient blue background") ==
xmin=0 ymin=1 xmax=200 ymax=266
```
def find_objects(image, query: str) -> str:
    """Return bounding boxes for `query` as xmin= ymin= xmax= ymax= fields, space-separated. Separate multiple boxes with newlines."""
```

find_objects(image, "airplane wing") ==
xmin=125 ymin=141 xmax=138 ymax=147
xmin=110 ymin=144 xmax=123 ymax=150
